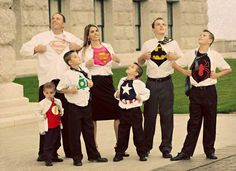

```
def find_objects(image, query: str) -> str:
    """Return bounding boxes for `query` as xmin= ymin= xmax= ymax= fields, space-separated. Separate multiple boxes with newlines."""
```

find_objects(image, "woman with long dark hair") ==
xmin=79 ymin=24 xmax=121 ymax=150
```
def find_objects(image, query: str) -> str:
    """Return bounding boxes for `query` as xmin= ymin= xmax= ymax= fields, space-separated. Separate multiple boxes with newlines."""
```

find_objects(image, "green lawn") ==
xmin=14 ymin=59 xmax=236 ymax=113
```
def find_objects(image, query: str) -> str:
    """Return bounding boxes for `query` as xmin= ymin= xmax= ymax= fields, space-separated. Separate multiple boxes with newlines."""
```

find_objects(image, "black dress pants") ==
xmin=181 ymin=85 xmax=217 ymax=156
xmin=115 ymin=107 xmax=145 ymax=157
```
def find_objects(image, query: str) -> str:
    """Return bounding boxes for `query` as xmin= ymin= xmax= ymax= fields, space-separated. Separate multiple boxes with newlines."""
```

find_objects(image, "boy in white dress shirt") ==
xmin=57 ymin=50 xmax=108 ymax=166
xmin=138 ymin=17 xmax=183 ymax=158
xmin=171 ymin=30 xmax=232 ymax=161
xmin=113 ymin=63 xmax=150 ymax=162
xmin=36 ymin=82 xmax=64 ymax=166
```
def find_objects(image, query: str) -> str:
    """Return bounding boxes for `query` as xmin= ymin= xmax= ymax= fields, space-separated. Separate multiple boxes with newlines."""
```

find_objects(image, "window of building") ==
xmin=167 ymin=0 xmax=179 ymax=38
xmin=167 ymin=2 xmax=173 ymax=38
xmin=94 ymin=0 xmax=105 ymax=41
xmin=48 ymin=0 xmax=62 ymax=27
xmin=133 ymin=0 xmax=141 ymax=50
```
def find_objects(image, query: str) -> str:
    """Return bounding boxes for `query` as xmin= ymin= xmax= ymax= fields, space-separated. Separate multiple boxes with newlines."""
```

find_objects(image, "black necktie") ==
xmin=70 ymin=67 xmax=88 ymax=79
xmin=158 ymin=40 xmax=165 ymax=45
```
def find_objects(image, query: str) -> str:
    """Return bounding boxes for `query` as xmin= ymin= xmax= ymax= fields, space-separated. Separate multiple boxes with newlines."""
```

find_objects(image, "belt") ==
xmin=192 ymin=85 xmax=215 ymax=90
xmin=148 ymin=75 xmax=171 ymax=82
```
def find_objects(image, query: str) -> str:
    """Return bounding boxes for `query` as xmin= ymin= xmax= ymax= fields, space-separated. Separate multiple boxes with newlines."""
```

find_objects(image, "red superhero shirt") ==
xmin=46 ymin=99 xmax=61 ymax=128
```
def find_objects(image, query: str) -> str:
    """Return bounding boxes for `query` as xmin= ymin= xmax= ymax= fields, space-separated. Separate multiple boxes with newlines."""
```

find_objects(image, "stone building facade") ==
xmin=8 ymin=0 xmax=208 ymax=60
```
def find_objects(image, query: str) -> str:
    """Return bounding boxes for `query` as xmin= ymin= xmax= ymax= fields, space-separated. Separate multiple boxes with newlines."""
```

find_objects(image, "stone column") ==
xmin=0 ymin=0 xmax=34 ymax=128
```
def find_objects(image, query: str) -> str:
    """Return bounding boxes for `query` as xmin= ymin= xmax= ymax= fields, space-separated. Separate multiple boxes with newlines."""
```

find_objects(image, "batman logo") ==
xmin=151 ymin=44 xmax=167 ymax=66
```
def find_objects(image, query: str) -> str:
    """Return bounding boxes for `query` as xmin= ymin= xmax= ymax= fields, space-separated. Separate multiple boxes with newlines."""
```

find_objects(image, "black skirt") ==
xmin=91 ymin=75 xmax=120 ymax=121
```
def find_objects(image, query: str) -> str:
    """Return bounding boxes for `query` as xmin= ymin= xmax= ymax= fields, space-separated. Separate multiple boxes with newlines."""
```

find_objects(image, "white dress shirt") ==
xmin=20 ymin=30 xmax=83 ymax=86
xmin=35 ymin=97 xmax=64 ymax=134
xmin=141 ymin=38 xmax=183 ymax=78
xmin=114 ymin=77 xmax=150 ymax=109
xmin=176 ymin=48 xmax=231 ymax=86
xmin=57 ymin=66 xmax=91 ymax=107
xmin=79 ymin=42 xmax=118 ymax=76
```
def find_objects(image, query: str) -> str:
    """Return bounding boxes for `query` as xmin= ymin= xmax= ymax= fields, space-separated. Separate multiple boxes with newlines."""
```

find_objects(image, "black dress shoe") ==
xmin=170 ymin=152 xmax=190 ymax=161
xmin=45 ymin=160 xmax=53 ymax=166
xmin=123 ymin=152 xmax=130 ymax=157
xmin=139 ymin=155 xmax=147 ymax=161
xmin=162 ymin=152 xmax=172 ymax=158
xmin=37 ymin=156 xmax=45 ymax=162
xmin=145 ymin=150 xmax=150 ymax=157
xmin=206 ymin=154 xmax=218 ymax=160
xmin=52 ymin=157 xmax=63 ymax=162
xmin=89 ymin=157 xmax=108 ymax=162
xmin=113 ymin=155 xmax=123 ymax=162
xmin=73 ymin=160 xmax=82 ymax=166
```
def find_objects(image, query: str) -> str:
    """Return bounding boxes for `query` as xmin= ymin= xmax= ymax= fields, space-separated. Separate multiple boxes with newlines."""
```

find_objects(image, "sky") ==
xmin=208 ymin=0 xmax=236 ymax=40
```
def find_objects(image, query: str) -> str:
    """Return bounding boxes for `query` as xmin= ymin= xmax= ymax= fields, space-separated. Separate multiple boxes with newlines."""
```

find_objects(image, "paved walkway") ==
xmin=1 ymin=114 xmax=236 ymax=171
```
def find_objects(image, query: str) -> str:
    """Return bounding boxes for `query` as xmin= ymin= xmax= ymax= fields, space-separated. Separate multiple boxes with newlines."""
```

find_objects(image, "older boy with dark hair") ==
xmin=138 ymin=17 xmax=183 ymax=158
xmin=57 ymin=50 xmax=108 ymax=166
xmin=171 ymin=29 xmax=232 ymax=161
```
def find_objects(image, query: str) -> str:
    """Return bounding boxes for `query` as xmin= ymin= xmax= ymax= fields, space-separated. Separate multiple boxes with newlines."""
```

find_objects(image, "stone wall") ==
xmin=13 ymin=0 xmax=49 ymax=59
xmin=0 ymin=0 xmax=16 ymax=82
xmin=174 ymin=0 xmax=208 ymax=49
xmin=10 ymin=0 xmax=210 ymax=60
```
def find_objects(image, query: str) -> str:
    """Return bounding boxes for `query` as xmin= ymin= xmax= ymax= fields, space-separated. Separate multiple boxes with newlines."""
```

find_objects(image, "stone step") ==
xmin=0 ymin=103 xmax=38 ymax=118
xmin=0 ymin=97 xmax=29 ymax=108
xmin=0 ymin=103 xmax=39 ymax=128
xmin=0 ymin=113 xmax=38 ymax=128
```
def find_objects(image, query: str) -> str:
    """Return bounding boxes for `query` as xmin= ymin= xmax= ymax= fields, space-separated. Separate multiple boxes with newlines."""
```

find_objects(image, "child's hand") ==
xmin=136 ymin=94 xmax=141 ymax=101
xmin=115 ymin=91 xmax=120 ymax=98
xmin=43 ymin=114 xmax=47 ymax=119
xmin=86 ymin=59 xmax=94 ymax=68
xmin=87 ymin=80 xmax=93 ymax=88
xmin=112 ymin=54 xmax=120 ymax=63
xmin=142 ymin=51 xmax=151 ymax=60
xmin=69 ymin=86 xmax=78 ymax=94
xmin=167 ymin=52 xmax=177 ymax=61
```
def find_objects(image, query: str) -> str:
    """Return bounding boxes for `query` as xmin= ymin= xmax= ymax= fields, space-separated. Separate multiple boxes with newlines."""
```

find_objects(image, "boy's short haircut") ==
xmin=151 ymin=17 xmax=164 ymax=28
xmin=203 ymin=29 xmax=215 ymax=46
xmin=43 ymin=82 xmax=55 ymax=91
xmin=134 ymin=62 xmax=143 ymax=78
xmin=63 ymin=50 xmax=77 ymax=66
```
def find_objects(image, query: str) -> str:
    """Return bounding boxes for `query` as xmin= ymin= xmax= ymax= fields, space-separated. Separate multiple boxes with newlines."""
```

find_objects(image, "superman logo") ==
xmin=49 ymin=40 xmax=68 ymax=55
xmin=93 ymin=51 xmax=112 ymax=66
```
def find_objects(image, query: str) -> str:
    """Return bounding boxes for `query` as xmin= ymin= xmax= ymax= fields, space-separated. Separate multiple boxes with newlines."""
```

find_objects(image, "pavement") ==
xmin=1 ymin=114 xmax=236 ymax=171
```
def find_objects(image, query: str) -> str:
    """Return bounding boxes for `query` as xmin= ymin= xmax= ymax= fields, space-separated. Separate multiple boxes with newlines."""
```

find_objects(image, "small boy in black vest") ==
xmin=57 ymin=50 xmax=108 ymax=166
xmin=113 ymin=62 xmax=150 ymax=162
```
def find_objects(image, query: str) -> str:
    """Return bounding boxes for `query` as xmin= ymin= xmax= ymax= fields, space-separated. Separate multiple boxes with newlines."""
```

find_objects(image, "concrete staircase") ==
xmin=0 ymin=83 xmax=38 ymax=128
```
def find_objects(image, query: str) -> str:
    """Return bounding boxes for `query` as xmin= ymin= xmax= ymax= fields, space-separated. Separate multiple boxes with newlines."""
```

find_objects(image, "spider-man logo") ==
xmin=192 ymin=56 xmax=211 ymax=83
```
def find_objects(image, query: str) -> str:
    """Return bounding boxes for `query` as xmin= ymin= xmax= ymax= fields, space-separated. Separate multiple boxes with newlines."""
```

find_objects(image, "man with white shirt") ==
xmin=171 ymin=30 xmax=232 ymax=161
xmin=20 ymin=13 xmax=83 ymax=160
xmin=138 ymin=17 xmax=183 ymax=158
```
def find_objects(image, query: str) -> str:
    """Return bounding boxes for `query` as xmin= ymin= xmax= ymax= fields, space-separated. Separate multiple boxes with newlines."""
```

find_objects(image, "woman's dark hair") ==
xmin=81 ymin=24 xmax=99 ymax=57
